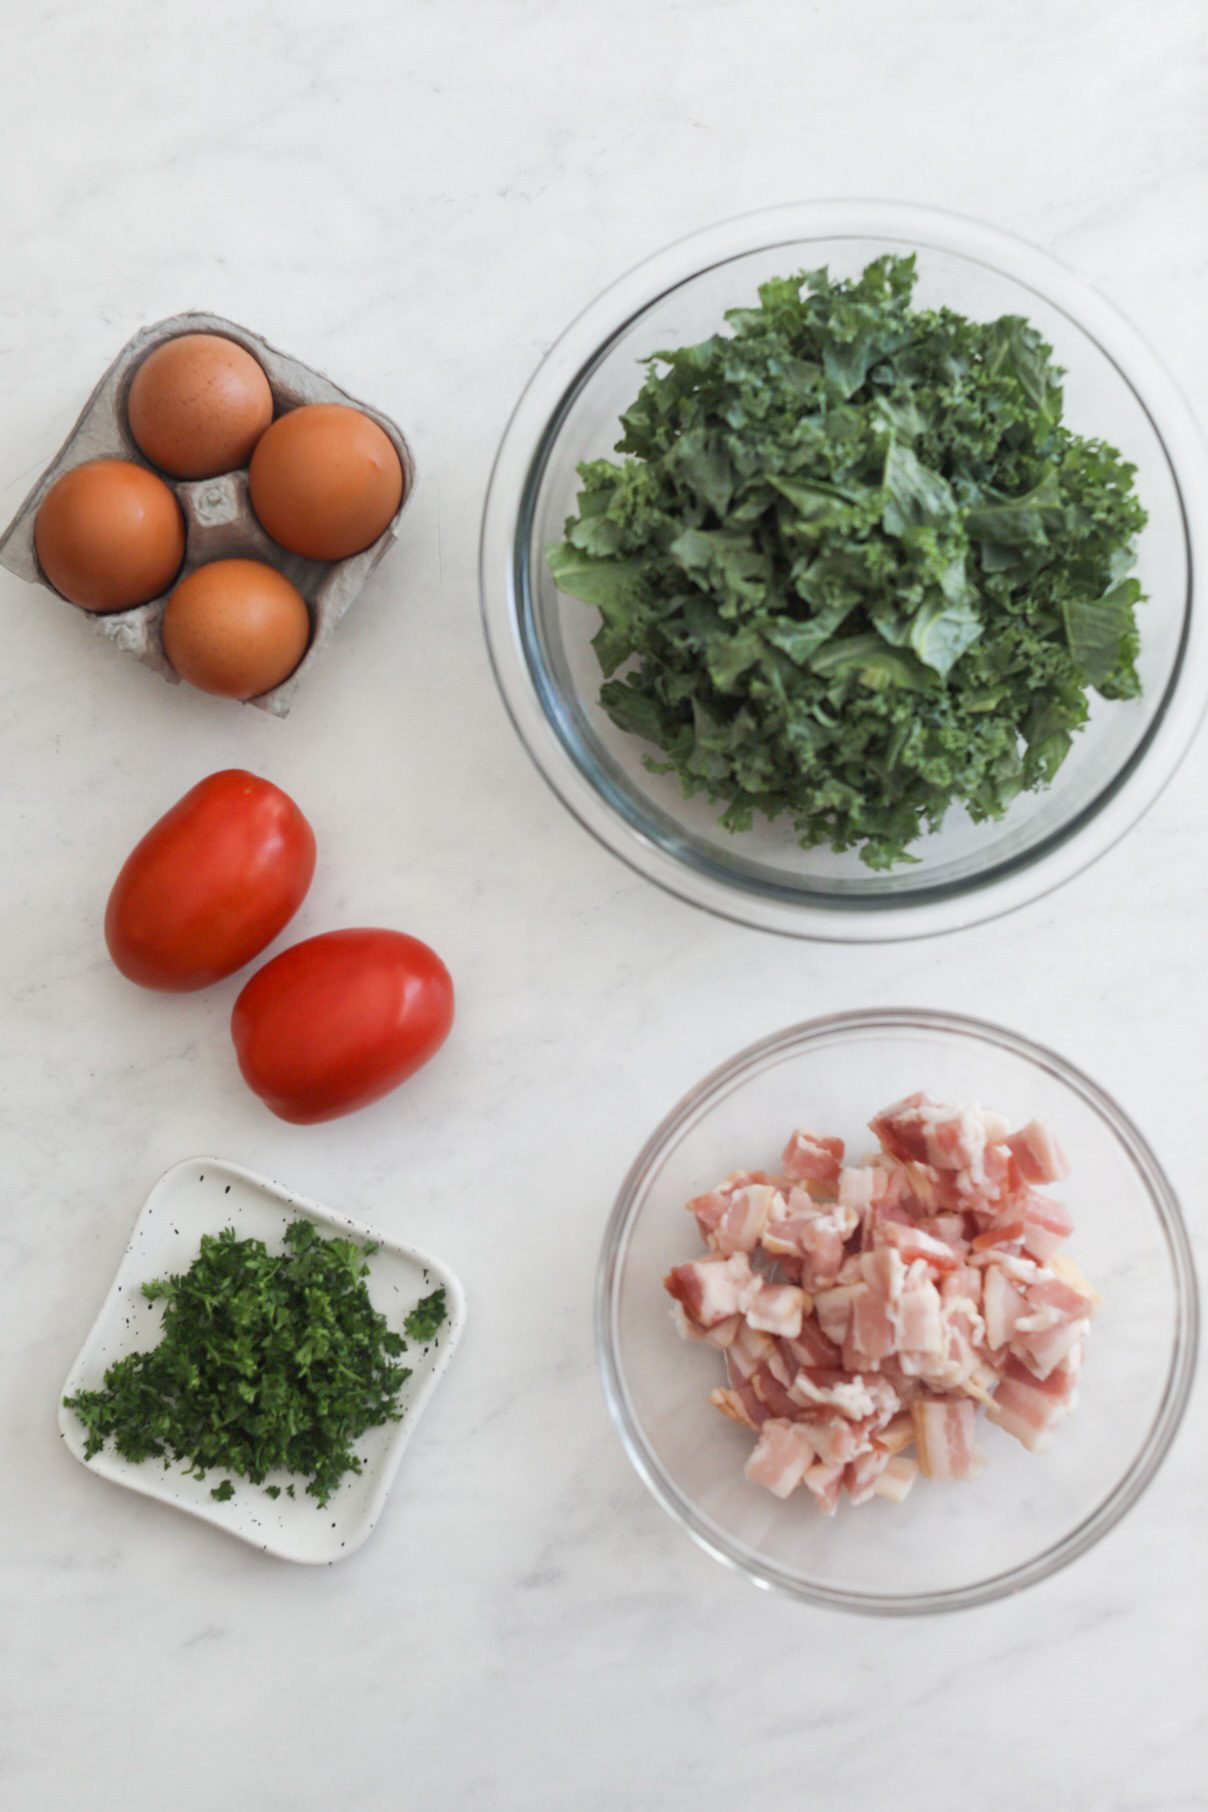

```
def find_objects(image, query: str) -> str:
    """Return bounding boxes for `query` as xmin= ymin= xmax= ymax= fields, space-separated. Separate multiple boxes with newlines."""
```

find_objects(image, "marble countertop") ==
xmin=1 ymin=3 xmax=1204 ymax=1808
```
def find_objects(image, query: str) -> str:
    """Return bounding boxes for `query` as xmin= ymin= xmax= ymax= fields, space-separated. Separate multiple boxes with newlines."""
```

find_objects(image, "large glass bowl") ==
xmin=481 ymin=202 xmax=1208 ymax=940
xmin=596 ymin=1010 xmax=1197 ymax=1614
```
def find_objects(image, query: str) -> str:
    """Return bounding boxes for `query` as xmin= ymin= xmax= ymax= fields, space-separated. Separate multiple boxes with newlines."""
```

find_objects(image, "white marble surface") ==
xmin=1 ymin=3 xmax=1205 ymax=1807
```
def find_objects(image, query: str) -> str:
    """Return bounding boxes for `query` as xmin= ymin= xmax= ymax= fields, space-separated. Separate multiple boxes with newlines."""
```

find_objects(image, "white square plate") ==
xmin=58 ymin=1157 xmax=466 ymax=1564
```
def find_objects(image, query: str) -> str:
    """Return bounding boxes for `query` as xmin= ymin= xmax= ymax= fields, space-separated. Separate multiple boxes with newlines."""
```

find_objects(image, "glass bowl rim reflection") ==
xmin=595 ymin=1007 xmax=1199 ymax=1614
xmin=481 ymin=200 xmax=1208 ymax=942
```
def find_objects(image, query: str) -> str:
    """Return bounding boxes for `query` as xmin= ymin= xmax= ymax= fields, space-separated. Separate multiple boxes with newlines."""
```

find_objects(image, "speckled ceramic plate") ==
xmin=57 ymin=1158 xmax=466 ymax=1564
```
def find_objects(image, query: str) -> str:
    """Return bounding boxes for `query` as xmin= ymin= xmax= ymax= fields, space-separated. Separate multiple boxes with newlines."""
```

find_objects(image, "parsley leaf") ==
xmin=403 ymin=1289 xmax=448 ymax=1345
xmin=547 ymin=256 xmax=1147 ymax=868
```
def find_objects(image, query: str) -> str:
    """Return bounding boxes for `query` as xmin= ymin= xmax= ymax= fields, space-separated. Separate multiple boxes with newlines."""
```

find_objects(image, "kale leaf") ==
xmin=547 ymin=256 xmax=1147 ymax=868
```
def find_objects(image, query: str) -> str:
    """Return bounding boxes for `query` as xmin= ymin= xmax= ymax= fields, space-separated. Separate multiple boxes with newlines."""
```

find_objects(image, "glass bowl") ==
xmin=481 ymin=202 xmax=1208 ymax=940
xmin=595 ymin=1009 xmax=1197 ymax=1614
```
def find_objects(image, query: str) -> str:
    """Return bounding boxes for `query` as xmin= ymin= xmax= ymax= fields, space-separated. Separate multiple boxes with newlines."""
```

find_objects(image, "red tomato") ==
xmin=230 ymin=929 xmax=454 ymax=1124
xmin=105 ymin=770 xmax=316 ymax=991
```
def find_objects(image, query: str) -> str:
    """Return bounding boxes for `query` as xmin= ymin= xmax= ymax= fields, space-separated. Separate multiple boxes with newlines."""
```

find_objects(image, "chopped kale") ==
xmin=547 ymin=256 xmax=1147 ymax=868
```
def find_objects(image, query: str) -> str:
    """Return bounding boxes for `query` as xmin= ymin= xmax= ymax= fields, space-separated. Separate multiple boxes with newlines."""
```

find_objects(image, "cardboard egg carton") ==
xmin=0 ymin=311 xmax=415 ymax=717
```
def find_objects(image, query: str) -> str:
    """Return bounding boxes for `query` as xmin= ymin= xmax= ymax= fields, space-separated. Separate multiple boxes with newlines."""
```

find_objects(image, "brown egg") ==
xmin=248 ymin=403 xmax=403 ymax=561
xmin=34 ymin=458 xmax=185 ymax=612
xmin=127 ymin=333 xmax=274 ymax=478
xmin=161 ymin=559 xmax=311 ymax=699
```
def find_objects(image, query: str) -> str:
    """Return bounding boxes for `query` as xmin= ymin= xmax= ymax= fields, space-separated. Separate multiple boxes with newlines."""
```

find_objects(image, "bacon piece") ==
xmin=688 ymin=1172 xmax=788 ymax=1245
xmin=878 ymin=1220 xmax=965 ymax=1272
xmin=732 ymin=1381 xmax=771 ymax=1429
xmin=709 ymin=1387 xmax=759 ymax=1429
xmin=1049 ymin=1252 xmax=1102 ymax=1307
xmin=688 ymin=1178 xmax=784 ymax=1254
xmin=919 ymin=1214 xmax=968 ymax=1248
xmin=664 ymin=1252 xmax=756 ymax=1327
xmin=846 ymin=1285 xmax=896 ymax=1368
xmin=716 ymin=1184 xmax=784 ymax=1256
xmin=1024 ymin=1273 xmax=1096 ymax=1321
xmin=859 ymin=1243 xmax=906 ymax=1299
xmin=781 ymin=1129 xmax=845 ymax=1190
xmin=802 ymin=1461 xmax=844 ymax=1515
xmin=871 ymin=1096 xmax=1010 ymax=1194
xmin=982 ymin=1262 xmax=1028 ymax=1351
xmin=878 ymin=1411 xmax=916 ymax=1455
xmin=894 ymin=1273 xmax=944 ymax=1355
xmin=911 ymin=1398 xmax=982 ymax=1481
xmin=744 ymin=1419 xmax=818 ymax=1498
xmin=762 ymin=1192 xmax=858 ymax=1280
xmin=844 ymin=1443 xmax=893 ymax=1505
xmin=749 ymin=1365 xmax=800 ymax=1421
xmin=744 ymin=1279 xmax=808 ymax=1339
xmin=814 ymin=1279 xmax=862 ymax=1348
xmin=779 ymin=1317 xmax=841 ymax=1371
xmin=986 ymin=1354 xmax=1080 ymax=1452
xmin=869 ymin=1093 xmax=930 ymax=1163
xmin=837 ymin=1164 xmax=883 ymax=1215
xmin=1006 ymin=1120 xmax=1071 ymax=1186
xmin=1017 ymin=1191 xmax=1075 ymax=1263
xmin=872 ymin=1455 xmax=919 ymax=1503
xmin=789 ymin=1369 xmax=881 ymax=1421
xmin=725 ymin=1320 xmax=776 ymax=1381
xmin=804 ymin=1413 xmax=867 ymax=1468
xmin=798 ymin=1207 xmax=860 ymax=1288
xmin=669 ymin=1302 xmax=743 ymax=1349
xmin=1012 ymin=1316 xmax=1088 ymax=1381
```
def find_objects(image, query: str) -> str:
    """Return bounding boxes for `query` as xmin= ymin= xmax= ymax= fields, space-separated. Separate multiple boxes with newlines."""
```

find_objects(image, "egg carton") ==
xmin=0 ymin=311 xmax=415 ymax=717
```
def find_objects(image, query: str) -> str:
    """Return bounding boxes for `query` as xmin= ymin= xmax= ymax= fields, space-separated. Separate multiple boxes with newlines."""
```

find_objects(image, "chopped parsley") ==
xmin=547 ymin=255 xmax=1147 ymax=868
xmin=404 ymin=1288 xmax=447 ymax=1344
xmin=64 ymin=1220 xmax=447 ymax=1507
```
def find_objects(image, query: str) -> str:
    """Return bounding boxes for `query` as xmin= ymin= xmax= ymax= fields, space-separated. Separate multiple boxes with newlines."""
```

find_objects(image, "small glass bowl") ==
xmin=481 ymin=202 xmax=1208 ymax=940
xmin=595 ymin=1010 xmax=1197 ymax=1614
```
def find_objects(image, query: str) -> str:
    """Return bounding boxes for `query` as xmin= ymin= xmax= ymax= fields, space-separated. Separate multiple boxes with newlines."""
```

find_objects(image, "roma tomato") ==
xmin=230 ymin=928 xmax=454 ymax=1124
xmin=105 ymin=770 xmax=316 ymax=991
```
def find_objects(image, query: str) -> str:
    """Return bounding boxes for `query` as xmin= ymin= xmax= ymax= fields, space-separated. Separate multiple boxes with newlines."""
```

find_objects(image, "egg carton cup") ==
xmin=0 ymin=311 xmax=415 ymax=717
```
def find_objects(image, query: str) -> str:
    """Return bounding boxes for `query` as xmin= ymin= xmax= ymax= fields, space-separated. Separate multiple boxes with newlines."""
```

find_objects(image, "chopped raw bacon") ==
xmin=744 ymin=1419 xmax=818 ymax=1498
xmin=872 ymin=1455 xmax=919 ymax=1503
xmin=709 ymin=1386 xmax=759 ymax=1429
xmin=782 ymin=1128 xmax=844 ymax=1189
xmin=802 ymin=1461 xmax=844 ymax=1515
xmin=668 ymin=1092 xmax=1097 ymax=1511
xmin=744 ymin=1279 xmax=808 ymax=1339
xmin=894 ymin=1273 xmax=944 ymax=1355
xmin=663 ymin=1251 xmax=756 ymax=1327
xmin=986 ymin=1355 xmax=1079 ymax=1452
xmin=847 ymin=1284 xmax=897 ymax=1367
xmin=981 ymin=1262 xmax=1028 ymax=1351
xmin=1007 ymin=1120 xmax=1071 ymax=1187
xmin=912 ymin=1399 xmax=982 ymax=1481
xmin=1017 ymin=1191 xmax=1075 ymax=1263
xmin=814 ymin=1281 xmax=865 ymax=1346
xmin=779 ymin=1318 xmax=840 ymax=1371
xmin=748 ymin=1365 xmax=800 ymax=1421
xmin=844 ymin=1443 xmax=893 ymax=1505
xmin=878 ymin=1412 xmax=916 ymax=1455
xmin=725 ymin=1320 xmax=776 ymax=1381
xmin=669 ymin=1301 xmax=743 ymax=1348
xmin=879 ymin=1219 xmax=965 ymax=1271
xmin=789 ymin=1369 xmax=880 ymax=1421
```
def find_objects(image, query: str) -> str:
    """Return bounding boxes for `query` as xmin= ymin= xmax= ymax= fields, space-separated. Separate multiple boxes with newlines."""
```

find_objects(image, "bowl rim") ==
xmin=594 ymin=1006 xmax=1199 ymax=1614
xmin=480 ymin=199 xmax=1208 ymax=942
